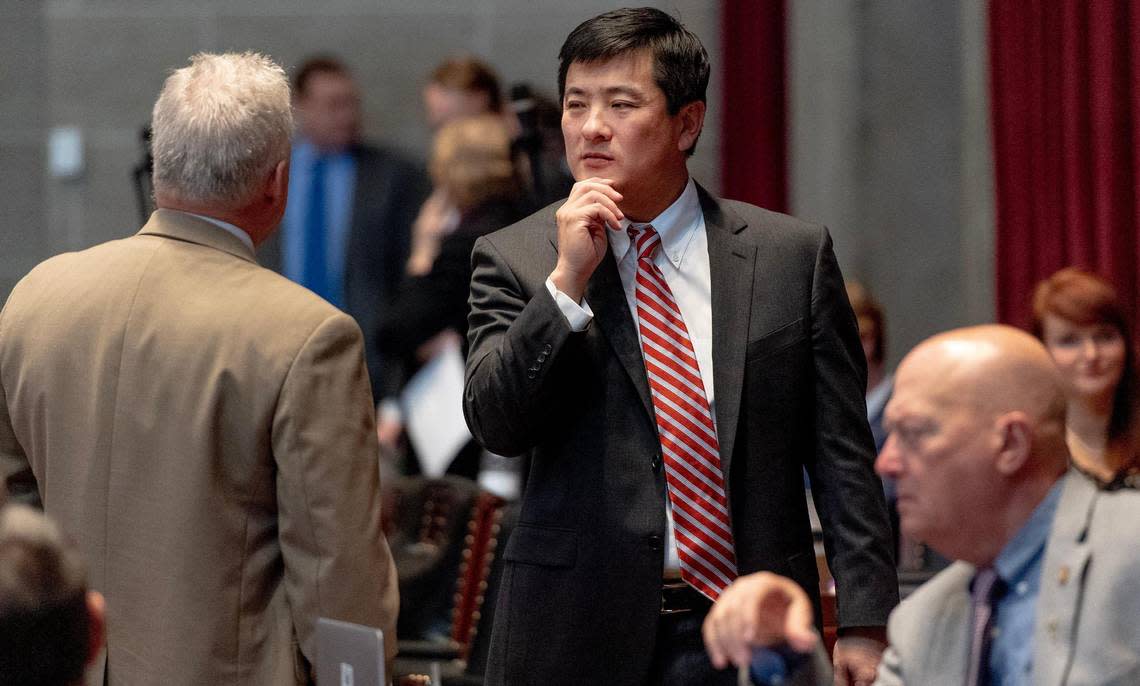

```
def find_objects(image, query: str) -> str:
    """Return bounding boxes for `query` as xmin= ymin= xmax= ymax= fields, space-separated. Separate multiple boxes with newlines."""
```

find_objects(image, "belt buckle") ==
xmin=660 ymin=580 xmax=693 ymax=616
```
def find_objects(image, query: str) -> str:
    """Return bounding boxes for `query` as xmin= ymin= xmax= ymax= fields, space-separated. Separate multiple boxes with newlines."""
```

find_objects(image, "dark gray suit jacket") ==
xmin=259 ymin=143 xmax=430 ymax=402
xmin=463 ymin=185 xmax=898 ymax=685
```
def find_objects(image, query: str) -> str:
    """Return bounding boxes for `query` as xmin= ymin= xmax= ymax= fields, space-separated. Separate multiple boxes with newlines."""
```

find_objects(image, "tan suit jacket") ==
xmin=0 ymin=210 xmax=398 ymax=685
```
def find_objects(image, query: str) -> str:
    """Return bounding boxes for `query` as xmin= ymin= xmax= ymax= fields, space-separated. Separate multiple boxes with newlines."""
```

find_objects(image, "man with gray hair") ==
xmin=0 ymin=52 xmax=398 ymax=685
xmin=0 ymin=504 xmax=105 ymax=686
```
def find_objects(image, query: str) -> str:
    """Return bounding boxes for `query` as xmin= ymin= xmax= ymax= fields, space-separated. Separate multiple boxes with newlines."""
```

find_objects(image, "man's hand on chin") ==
xmin=549 ymin=177 xmax=623 ymax=302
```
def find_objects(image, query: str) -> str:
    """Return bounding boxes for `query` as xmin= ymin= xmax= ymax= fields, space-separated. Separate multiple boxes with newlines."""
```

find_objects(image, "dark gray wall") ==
xmin=3 ymin=1 xmax=992 ymax=358
xmin=789 ymin=0 xmax=994 ymax=369
xmin=1 ymin=1 xmax=720 ymax=302
xmin=1 ymin=1 xmax=49 ymax=301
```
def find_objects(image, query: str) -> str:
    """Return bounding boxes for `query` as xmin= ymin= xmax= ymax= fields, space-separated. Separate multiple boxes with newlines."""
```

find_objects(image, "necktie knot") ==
xmin=628 ymin=224 xmax=661 ymax=261
xmin=971 ymin=567 xmax=1002 ymax=604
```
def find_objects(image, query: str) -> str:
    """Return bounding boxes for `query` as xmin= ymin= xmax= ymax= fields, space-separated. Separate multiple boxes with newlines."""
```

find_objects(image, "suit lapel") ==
xmin=545 ymin=186 xmax=757 ymax=450
xmin=700 ymin=187 xmax=755 ymax=480
xmin=930 ymin=566 xmax=974 ymax=683
xmin=1034 ymin=471 xmax=1096 ymax=686
xmin=578 ymin=236 xmax=656 ymax=420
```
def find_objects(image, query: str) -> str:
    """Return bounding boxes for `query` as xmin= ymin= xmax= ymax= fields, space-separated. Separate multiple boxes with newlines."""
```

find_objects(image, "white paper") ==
xmin=400 ymin=337 xmax=472 ymax=478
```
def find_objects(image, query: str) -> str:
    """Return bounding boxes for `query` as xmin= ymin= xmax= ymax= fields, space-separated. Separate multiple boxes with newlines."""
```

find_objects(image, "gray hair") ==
xmin=151 ymin=52 xmax=293 ymax=209
xmin=0 ymin=505 xmax=90 ymax=685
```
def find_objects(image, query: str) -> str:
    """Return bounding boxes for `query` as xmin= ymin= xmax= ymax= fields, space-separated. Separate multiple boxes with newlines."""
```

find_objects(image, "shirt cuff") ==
xmin=376 ymin=397 xmax=403 ymax=424
xmin=544 ymin=276 xmax=594 ymax=332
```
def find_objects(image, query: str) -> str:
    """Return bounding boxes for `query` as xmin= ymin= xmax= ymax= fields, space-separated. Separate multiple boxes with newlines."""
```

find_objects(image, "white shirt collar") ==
xmin=609 ymin=177 xmax=701 ymax=267
xmin=185 ymin=212 xmax=255 ymax=252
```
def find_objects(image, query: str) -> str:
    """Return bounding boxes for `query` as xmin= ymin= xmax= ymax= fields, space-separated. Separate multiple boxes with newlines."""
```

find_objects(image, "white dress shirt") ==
xmin=546 ymin=178 xmax=714 ymax=573
xmin=185 ymin=211 xmax=254 ymax=252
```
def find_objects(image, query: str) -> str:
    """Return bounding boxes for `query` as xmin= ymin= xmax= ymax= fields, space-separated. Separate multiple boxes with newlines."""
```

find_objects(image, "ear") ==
xmin=993 ymin=412 xmax=1033 ymax=475
xmin=676 ymin=100 xmax=706 ymax=153
xmin=267 ymin=158 xmax=289 ymax=204
xmin=86 ymin=590 xmax=106 ymax=667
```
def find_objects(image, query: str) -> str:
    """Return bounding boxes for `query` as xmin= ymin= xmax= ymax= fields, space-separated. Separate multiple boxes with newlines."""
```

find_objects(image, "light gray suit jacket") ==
xmin=0 ymin=210 xmax=399 ymax=685
xmin=876 ymin=470 xmax=1140 ymax=685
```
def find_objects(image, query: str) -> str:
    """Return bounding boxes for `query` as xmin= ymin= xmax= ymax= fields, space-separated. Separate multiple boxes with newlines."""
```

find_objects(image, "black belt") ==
xmin=660 ymin=580 xmax=712 ymax=616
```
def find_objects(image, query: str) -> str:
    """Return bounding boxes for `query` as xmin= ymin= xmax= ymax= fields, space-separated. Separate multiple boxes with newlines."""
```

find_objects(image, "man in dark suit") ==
xmin=259 ymin=56 xmax=430 ymax=402
xmin=462 ymin=8 xmax=898 ymax=685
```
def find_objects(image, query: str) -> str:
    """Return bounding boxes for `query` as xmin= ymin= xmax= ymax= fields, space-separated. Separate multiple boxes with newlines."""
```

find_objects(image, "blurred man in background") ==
xmin=261 ymin=55 xmax=430 ymax=403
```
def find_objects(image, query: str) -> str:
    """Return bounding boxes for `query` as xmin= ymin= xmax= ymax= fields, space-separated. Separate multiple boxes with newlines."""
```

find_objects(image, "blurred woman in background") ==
xmin=376 ymin=114 xmax=525 ymax=479
xmin=1032 ymin=267 xmax=1140 ymax=488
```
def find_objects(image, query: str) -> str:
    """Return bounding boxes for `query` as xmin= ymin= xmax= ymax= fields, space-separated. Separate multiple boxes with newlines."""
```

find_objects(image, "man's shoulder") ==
xmin=353 ymin=142 xmax=425 ymax=176
xmin=10 ymin=232 xmax=345 ymax=330
xmin=701 ymin=191 xmax=825 ymax=246
xmin=5 ymin=235 xmax=142 ymax=307
xmin=888 ymin=562 xmax=973 ymax=629
xmin=1084 ymin=478 xmax=1140 ymax=556
xmin=240 ymin=262 xmax=358 ymax=334
xmin=479 ymin=200 xmax=559 ymax=252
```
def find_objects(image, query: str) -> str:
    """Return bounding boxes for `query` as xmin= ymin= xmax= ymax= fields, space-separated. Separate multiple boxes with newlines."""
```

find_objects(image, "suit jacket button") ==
xmin=651 ymin=454 xmax=661 ymax=471
xmin=647 ymin=534 xmax=663 ymax=551
xmin=543 ymin=344 xmax=553 ymax=354
xmin=527 ymin=369 xmax=537 ymax=379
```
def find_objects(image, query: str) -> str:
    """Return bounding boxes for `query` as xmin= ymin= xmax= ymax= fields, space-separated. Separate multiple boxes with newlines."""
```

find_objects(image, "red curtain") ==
xmin=720 ymin=0 xmax=787 ymax=212
xmin=990 ymin=0 xmax=1140 ymax=330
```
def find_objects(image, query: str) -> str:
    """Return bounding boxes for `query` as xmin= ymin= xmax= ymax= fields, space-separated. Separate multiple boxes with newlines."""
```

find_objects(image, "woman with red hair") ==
xmin=1032 ymin=267 xmax=1139 ymax=488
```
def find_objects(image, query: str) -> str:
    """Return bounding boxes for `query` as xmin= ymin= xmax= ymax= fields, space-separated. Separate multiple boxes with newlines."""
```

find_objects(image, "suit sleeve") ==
xmin=272 ymin=312 xmax=399 ymax=662
xmin=463 ymin=235 xmax=578 ymax=457
xmin=0 ymin=381 xmax=38 ymax=508
xmin=802 ymin=227 xmax=899 ymax=627
xmin=0 ymin=302 xmax=39 ymax=508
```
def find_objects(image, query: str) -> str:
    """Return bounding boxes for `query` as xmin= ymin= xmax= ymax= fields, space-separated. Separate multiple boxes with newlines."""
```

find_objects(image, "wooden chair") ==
xmin=389 ymin=477 xmax=515 ymax=685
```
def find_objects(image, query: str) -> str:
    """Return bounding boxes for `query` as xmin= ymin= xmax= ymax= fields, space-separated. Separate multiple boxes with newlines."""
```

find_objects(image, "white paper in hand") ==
xmin=400 ymin=336 xmax=472 ymax=477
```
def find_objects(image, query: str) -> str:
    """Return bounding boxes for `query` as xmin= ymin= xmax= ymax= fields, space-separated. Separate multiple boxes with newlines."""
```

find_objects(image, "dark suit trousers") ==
xmin=648 ymin=604 xmax=737 ymax=686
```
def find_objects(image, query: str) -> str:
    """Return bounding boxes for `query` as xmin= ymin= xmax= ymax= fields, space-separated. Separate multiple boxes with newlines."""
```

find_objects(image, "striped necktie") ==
xmin=630 ymin=224 xmax=737 ymax=600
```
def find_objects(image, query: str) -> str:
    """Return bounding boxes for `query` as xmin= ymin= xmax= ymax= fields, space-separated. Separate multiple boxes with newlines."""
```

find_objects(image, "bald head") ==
xmin=878 ymin=325 xmax=1070 ymax=565
xmin=902 ymin=325 xmax=1068 ymax=449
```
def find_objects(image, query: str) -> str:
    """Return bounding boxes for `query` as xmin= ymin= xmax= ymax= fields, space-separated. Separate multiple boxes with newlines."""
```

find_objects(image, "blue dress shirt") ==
xmin=281 ymin=138 xmax=356 ymax=308
xmin=985 ymin=480 xmax=1063 ymax=686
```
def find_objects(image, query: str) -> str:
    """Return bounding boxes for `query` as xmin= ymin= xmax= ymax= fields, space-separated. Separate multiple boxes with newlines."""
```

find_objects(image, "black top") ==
xmin=375 ymin=197 xmax=524 ymax=398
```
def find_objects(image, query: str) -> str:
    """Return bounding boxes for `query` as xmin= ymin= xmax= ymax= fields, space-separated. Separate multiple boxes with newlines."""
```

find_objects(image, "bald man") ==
xmin=706 ymin=325 xmax=1140 ymax=685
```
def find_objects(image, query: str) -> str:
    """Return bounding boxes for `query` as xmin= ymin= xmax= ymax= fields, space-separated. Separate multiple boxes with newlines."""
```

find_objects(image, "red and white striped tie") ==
xmin=630 ymin=225 xmax=737 ymax=600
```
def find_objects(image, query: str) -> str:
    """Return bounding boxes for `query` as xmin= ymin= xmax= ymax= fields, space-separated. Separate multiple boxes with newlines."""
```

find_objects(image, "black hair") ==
xmin=0 ymin=513 xmax=90 ymax=686
xmin=557 ymin=7 xmax=710 ymax=116
xmin=293 ymin=55 xmax=351 ymax=97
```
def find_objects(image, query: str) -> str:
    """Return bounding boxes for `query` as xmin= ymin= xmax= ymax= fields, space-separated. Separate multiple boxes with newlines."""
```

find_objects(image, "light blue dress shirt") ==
xmin=280 ymin=138 xmax=356 ymax=307
xmin=986 ymin=479 xmax=1063 ymax=686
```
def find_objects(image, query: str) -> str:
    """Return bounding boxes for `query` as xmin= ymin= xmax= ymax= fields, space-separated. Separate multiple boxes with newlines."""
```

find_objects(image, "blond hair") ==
xmin=429 ymin=114 xmax=519 ymax=212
